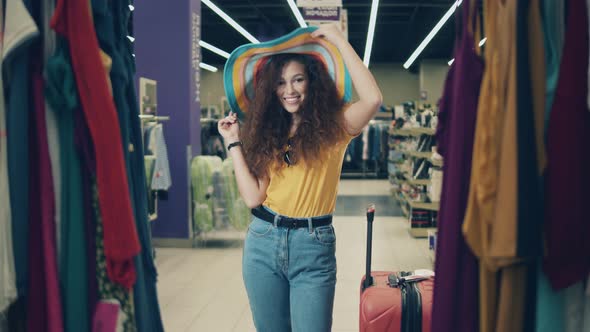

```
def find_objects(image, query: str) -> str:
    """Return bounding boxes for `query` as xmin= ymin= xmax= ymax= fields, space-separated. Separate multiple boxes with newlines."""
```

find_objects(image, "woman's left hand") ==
xmin=310 ymin=23 xmax=346 ymax=48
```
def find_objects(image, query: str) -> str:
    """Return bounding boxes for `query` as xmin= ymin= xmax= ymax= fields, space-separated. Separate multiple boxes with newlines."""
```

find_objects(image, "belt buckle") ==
xmin=288 ymin=219 xmax=299 ymax=228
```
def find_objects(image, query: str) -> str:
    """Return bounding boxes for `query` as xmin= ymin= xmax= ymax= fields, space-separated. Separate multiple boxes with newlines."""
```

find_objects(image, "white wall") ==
xmin=200 ymin=60 xmax=449 ymax=111
xmin=419 ymin=59 xmax=449 ymax=106
xmin=365 ymin=63 xmax=420 ymax=107
xmin=201 ymin=69 xmax=226 ymax=110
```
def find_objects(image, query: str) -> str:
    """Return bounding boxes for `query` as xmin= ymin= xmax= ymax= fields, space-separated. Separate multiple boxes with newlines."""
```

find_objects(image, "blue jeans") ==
xmin=242 ymin=207 xmax=337 ymax=332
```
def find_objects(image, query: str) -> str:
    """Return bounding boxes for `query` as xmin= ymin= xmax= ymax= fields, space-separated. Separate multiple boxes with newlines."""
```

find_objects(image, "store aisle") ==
xmin=154 ymin=180 xmax=433 ymax=332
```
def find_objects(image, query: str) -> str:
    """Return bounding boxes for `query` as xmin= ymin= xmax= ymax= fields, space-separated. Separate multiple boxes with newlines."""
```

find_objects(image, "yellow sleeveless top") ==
xmin=262 ymin=133 xmax=354 ymax=218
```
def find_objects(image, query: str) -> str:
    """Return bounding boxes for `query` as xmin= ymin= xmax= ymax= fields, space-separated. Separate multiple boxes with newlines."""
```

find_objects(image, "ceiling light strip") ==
xmin=403 ymin=0 xmax=462 ymax=69
xmin=287 ymin=0 xmax=307 ymax=28
xmin=199 ymin=62 xmax=218 ymax=72
xmin=199 ymin=40 xmax=230 ymax=59
xmin=363 ymin=0 xmax=380 ymax=67
xmin=202 ymin=0 xmax=259 ymax=44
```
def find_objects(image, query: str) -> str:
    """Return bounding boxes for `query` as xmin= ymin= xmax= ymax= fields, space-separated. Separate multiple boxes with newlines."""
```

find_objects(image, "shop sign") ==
xmin=303 ymin=7 xmax=340 ymax=21
xmin=297 ymin=0 xmax=342 ymax=7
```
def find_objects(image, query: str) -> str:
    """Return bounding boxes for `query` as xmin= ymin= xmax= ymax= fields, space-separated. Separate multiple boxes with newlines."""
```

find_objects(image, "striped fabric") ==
xmin=223 ymin=26 xmax=352 ymax=117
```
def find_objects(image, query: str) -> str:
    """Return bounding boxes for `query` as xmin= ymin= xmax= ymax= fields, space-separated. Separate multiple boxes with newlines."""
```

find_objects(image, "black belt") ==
xmin=251 ymin=207 xmax=332 ymax=229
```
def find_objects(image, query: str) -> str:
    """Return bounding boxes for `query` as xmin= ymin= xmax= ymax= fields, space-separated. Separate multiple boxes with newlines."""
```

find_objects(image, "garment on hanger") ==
xmin=150 ymin=124 xmax=172 ymax=191
xmin=0 ymin=0 xmax=18 ymax=313
xmin=4 ymin=0 xmax=37 ymax=298
xmin=587 ymin=0 xmax=590 ymax=110
xmin=27 ymin=66 xmax=64 ymax=332
xmin=74 ymin=106 xmax=100 ymax=326
xmin=544 ymin=0 xmax=566 ymax=128
xmin=93 ymin=181 xmax=137 ymax=332
xmin=563 ymin=281 xmax=590 ymax=332
xmin=461 ymin=1 xmax=516 ymax=330
xmin=513 ymin=1 xmax=546 ymax=330
xmin=544 ymin=0 xmax=590 ymax=290
xmin=97 ymin=1 xmax=164 ymax=329
xmin=431 ymin=0 xmax=482 ymax=330
xmin=42 ymin=0 xmax=90 ymax=330
xmin=45 ymin=37 xmax=92 ymax=332
xmin=38 ymin=0 xmax=63 ymax=267
xmin=51 ymin=0 xmax=140 ymax=289
xmin=535 ymin=1 xmax=569 ymax=331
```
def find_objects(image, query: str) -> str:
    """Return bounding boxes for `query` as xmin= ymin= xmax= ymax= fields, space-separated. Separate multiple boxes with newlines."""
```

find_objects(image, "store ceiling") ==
xmin=201 ymin=0 xmax=457 ymax=69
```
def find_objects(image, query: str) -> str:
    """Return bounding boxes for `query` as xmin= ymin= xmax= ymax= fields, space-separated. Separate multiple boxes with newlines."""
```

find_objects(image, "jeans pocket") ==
xmin=313 ymin=225 xmax=336 ymax=246
xmin=248 ymin=217 xmax=274 ymax=237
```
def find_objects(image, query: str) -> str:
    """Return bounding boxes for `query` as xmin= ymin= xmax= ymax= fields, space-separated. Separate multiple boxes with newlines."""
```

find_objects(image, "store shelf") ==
xmin=410 ymin=200 xmax=439 ymax=211
xmin=391 ymin=189 xmax=410 ymax=217
xmin=389 ymin=127 xmax=436 ymax=137
xmin=389 ymin=173 xmax=430 ymax=186
xmin=391 ymin=188 xmax=437 ymax=237
xmin=404 ymin=151 xmax=433 ymax=159
xmin=403 ymin=173 xmax=431 ymax=186
xmin=389 ymin=128 xmax=414 ymax=137
xmin=430 ymin=158 xmax=443 ymax=167
xmin=412 ymin=127 xmax=436 ymax=135
xmin=408 ymin=227 xmax=436 ymax=238
xmin=394 ymin=150 xmax=433 ymax=159
xmin=398 ymin=190 xmax=439 ymax=211
xmin=389 ymin=175 xmax=407 ymax=185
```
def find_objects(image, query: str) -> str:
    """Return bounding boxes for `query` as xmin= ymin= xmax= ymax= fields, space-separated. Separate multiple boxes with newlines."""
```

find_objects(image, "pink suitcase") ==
xmin=359 ymin=205 xmax=434 ymax=332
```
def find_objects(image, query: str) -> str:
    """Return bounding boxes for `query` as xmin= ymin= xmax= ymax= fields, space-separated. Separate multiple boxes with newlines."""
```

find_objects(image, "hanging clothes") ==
xmin=536 ymin=1 xmax=568 ymax=330
xmin=587 ymin=0 xmax=590 ymax=111
xmin=95 ymin=1 xmax=165 ymax=329
xmin=73 ymin=98 xmax=99 ymax=324
xmin=27 ymin=65 xmax=64 ymax=332
xmin=544 ymin=0 xmax=566 ymax=130
xmin=513 ymin=1 xmax=546 ymax=330
xmin=431 ymin=0 xmax=483 ymax=331
xmin=39 ymin=0 xmax=92 ymax=329
xmin=93 ymin=180 xmax=137 ymax=332
xmin=462 ymin=0 xmax=516 ymax=330
xmin=4 ymin=0 xmax=37 ymax=299
xmin=69 ymin=75 xmax=137 ymax=331
xmin=45 ymin=38 xmax=91 ymax=332
xmin=150 ymin=124 xmax=172 ymax=191
xmin=50 ymin=0 xmax=140 ymax=289
xmin=544 ymin=0 xmax=590 ymax=290
xmin=0 ymin=0 xmax=18 ymax=313
xmin=38 ymin=0 xmax=63 ymax=266
xmin=563 ymin=281 xmax=590 ymax=332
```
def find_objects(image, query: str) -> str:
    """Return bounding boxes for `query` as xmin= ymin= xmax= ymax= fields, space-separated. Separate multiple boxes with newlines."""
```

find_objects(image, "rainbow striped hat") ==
xmin=223 ymin=26 xmax=352 ymax=117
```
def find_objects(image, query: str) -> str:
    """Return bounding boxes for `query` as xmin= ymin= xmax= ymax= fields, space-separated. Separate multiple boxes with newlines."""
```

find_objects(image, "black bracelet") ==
xmin=227 ymin=141 xmax=242 ymax=151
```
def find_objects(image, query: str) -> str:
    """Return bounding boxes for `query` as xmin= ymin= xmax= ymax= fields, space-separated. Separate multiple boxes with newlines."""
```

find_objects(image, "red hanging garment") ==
xmin=49 ymin=0 xmax=140 ymax=288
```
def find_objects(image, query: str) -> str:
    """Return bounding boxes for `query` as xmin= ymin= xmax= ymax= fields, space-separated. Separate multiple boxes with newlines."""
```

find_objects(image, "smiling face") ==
xmin=276 ymin=60 xmax=308 ymax=114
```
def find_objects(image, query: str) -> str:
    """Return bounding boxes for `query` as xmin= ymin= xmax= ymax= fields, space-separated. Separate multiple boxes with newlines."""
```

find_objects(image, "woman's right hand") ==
xmin=218 ymin=111 xmax=240 ymax=142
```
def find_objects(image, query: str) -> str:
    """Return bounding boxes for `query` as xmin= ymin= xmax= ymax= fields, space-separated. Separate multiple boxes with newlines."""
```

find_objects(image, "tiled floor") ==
xmin=154 ymin=179 xmax=433 ymax=332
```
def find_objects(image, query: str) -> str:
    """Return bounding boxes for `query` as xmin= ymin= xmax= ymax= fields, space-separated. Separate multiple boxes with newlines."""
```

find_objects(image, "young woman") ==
xmin=219 ymin=24 xmax=382 ymax=331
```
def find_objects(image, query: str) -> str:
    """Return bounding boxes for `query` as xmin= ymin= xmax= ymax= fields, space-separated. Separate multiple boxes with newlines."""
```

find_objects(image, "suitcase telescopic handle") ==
xmin=363 ymin=204 xmax=376 ymax=291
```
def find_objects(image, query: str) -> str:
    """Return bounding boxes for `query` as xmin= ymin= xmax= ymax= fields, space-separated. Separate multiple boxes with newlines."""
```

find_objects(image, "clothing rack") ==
xmin=341 ymin=119 xmax=390 ymax=179
xmin=139 ymin=114 xmax=170 ymax=121
xmin=140 ymin=114 xmax=171 ymax=222
xmin=200 ymin=117 xmax=218 ymax=123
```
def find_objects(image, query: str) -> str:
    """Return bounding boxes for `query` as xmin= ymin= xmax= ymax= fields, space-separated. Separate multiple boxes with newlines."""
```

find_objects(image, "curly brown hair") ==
xmin=241 ymin=53 xmax=348 ymax=179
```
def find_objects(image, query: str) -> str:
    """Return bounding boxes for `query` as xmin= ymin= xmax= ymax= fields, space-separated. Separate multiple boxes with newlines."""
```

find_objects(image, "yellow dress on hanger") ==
xmin=462 ymin=0 xmax=546 ymax=331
